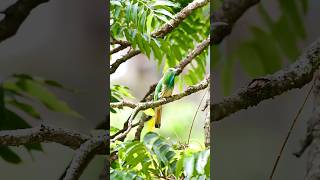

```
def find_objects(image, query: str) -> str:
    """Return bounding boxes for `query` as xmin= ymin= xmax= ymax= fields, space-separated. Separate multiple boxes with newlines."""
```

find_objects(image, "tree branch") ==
xmin=0 ymin=124 xmax=89 ymax=150
xmin=151 ymin=0 xmax=209 ymax=38
xmin=111 ymin=75 xmax=210 ymax=142
xmin=212 ymin=37 xmax=320 ymax=122
xmin=142 ymin=37 xmax=210 ymax=102
xmin=110 ymin=0 xmax=209 ymax=74
xmin=211 ymin=0 xmax=260 ymax=44
xmin=63 ymin=135 xmax=108 ymax=180
xmin=111 ymin=76 xmax=210 ymax=110
xmin=0 ymin=124 xmax=108 ymax=154
xmin=0 ymin=0 xmax=49 ymax=43
xmin=110 ymin=50 xmax=141 ymax=74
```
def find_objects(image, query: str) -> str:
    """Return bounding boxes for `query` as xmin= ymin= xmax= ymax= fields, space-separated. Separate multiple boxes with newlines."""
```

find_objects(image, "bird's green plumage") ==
xmin=153 ymin=68 xmax=178 ymax=128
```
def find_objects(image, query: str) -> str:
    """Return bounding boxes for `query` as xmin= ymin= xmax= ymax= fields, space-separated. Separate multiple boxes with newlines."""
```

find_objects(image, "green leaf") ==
xmin=8 ymin=99 xmax=41 ymax=119
xmin=110 ymin=126 xmax=120 ymax=136
xmin=184 ymin=155 xmax=195 ymax=178
xmin=299 ymin=0 xmax=308 ymax=14
xmin=279 ymin=0 xmax=305 ymax=39
xmin=175 ymin=154 xmax=184 ymax=178
xmin=125 ymin=2 xmax=132 ymax=24
xmin=250 ymin=26 xmax=282 ymax=73
xmin=151 ymin=39 xmax=163 ymax=63
xmin=0 ymin=146 xmax=22 ymax=164
xmin=195 ymin=150 xmax=210 ymax=175
xmin=155 ymin=9 xmax=174 ymax=18
xmin=110 ymin=1 xmax=122 ymax=7
xmin=150 ymin=1 xmax=178 ymax=8
xmin=139 ymin=9 xmax=147 ymax=34
xmin=236 ymin=42 xmax=264 ymax=77
xmin=272 ymin=16 xmax=299 ymax=60
xmin=154 ymin=14 xmax=169 ymax=23
xmin=0 ymin=108 xmax=31 ymax=130
xmin=25 ymin=143 xmax=43 ymax=153
xmin=221 ymin=58 xmax=233 ymax=96
xmin=132 ymin=3 xmax=139 ymax=24
xmin=146 ymin=14 xmax=153 ymax=35
xmin=142 ymin=35 xmax=151 ymax=58
xmin=13 ymin=74 xmax=74 ymax=92
xmin=3 ymin=80 xmax=81 ymax=118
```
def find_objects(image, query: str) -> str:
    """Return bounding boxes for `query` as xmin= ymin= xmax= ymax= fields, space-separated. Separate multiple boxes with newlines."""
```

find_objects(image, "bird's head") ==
xmin=166 ymin=68 xmax=178 ymax=75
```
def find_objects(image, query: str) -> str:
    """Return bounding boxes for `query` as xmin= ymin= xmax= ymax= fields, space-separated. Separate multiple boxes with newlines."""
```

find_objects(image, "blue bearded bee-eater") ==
xmin=152 ymin=68 xmax=178 ymax=128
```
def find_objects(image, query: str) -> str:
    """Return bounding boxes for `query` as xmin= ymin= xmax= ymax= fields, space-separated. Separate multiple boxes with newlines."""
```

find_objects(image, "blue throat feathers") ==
xmin=168 ymin=74 xmax=175 ymax=88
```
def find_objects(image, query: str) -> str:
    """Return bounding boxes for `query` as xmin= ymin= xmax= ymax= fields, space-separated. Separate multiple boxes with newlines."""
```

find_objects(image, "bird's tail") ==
xmin=155 ymin=106 xmax=162 ymax=128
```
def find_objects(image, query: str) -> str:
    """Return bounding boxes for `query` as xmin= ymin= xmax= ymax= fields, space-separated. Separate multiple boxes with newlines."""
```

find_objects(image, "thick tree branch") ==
xmin=212 ymin=38 xmax=320 ymax=122
xmin=0 ymin=0 xmax=49 ymax=43
xmin=0 ymin=124 xmax=108 ymax=154
xmin=0 ymin=124 xmax=89 ymax=150
xmin=63 ymin=135 xmax=107 ymax=180
xmin=110 ymin=0 xmax=209 ymax=74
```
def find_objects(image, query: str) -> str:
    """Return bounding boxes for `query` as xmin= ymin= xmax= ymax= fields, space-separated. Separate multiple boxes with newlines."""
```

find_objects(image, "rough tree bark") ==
xmin=301 ymin=72 xmax=320 ymax=180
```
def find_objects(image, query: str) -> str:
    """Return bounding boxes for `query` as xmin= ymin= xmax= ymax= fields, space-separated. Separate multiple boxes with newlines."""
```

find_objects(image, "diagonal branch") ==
xmin=110 ymin=0 xmax=210 ymax=74
xmin=142 ymin=37 xmax=210 ymax=102
xmin=0 ymin=0 xmax=49 ymax=43
xmin=110 ymin=50 xmax=141 ymax=74
xmin=111 ymin=75 xmax=210 ymax=142
xmin=63 ymin=135 xmax=108 ymax=180
xmin=211 ymin=0 xmax=260 ymax=44
xmin=212 ymin=37 xmax=320 ymax=122
xmin=152 ymin=0 xmax=209 ymax=38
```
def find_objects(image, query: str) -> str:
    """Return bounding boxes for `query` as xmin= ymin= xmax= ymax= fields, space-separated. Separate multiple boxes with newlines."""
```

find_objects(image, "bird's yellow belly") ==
xmin=161 ymin=89 xmax=173 ymax=97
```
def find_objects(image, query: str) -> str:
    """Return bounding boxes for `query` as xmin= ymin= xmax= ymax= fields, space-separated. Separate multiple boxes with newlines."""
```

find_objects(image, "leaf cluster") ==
xmin=0 ymin=74 xmax=80 ymax=164
xmin=111 ymin=132 xmax=210 ymax=179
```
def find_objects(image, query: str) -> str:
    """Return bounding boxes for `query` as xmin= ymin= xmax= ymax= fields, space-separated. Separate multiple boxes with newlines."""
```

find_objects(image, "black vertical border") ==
xmin=106 ymin=0 xmax=111 ymax=179
xmin=209 ymin=0 xmax=214 ymax=179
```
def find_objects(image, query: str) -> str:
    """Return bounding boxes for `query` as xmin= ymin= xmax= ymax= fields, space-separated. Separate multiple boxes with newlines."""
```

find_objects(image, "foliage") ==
xmin=110 ymin=84 xmax=134 ymax=113
xmin=110 ymin=1 xmax=210 ymax=178
xmin=111 ymin=132 xmax=210 ymax=179
xmin=0 ymin=74 xmax=80 ymax=164
xmin=212 ymin=0 xmax=309 ymax=95
xmin=110 ymin=0 xmax=210 ymax=89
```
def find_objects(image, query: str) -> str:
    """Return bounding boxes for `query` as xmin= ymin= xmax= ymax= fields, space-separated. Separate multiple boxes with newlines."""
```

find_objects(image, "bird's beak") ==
xmin=173 ymin=69 xmax=178 ymax=74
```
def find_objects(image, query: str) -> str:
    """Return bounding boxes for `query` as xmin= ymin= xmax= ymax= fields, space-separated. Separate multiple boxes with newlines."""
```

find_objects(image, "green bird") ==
xmin=153 ymin=68 xmax=178 ymax=128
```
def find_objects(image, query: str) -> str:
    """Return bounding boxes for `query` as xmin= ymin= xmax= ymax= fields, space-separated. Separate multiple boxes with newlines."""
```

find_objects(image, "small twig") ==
xmin=110 ymin=44 xmax=129 ymax=55
xmin=111 ymin=107 xmax=140 ymax=142
xmin=269 ymin=82 xmax=314 ymax=180
xmin=187 ymin=89 xmax=208 ymax=145
xmin=134 ymin=113 xmax=151 ymax=141
xmin=110 ymin=50 xmax=141 ymax=74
